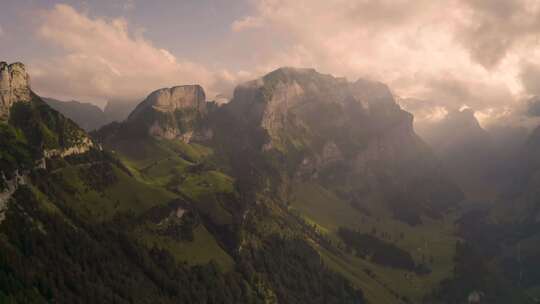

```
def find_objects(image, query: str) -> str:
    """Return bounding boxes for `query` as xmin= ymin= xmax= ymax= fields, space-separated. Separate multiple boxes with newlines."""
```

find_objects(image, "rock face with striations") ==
xmin=128 ymin=85 xmax=209 ymax=142
xmin=0 ymin=62 xmax=31 ymax=120
xmin=218 ymin=67 xmax=462 ymax=224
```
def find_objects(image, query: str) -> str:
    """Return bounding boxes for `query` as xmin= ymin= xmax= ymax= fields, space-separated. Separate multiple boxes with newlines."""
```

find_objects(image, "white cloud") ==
xmin=229 ymin=0 xmax=540 ymax=127
xmin=31 ymin=4 xmax=245 ymax=105
xmin=231 ymin=16 xmax=264 ymax=32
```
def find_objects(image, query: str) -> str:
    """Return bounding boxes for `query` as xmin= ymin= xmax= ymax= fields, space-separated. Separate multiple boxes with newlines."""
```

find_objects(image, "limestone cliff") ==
xmin=219 ymin=67 xmax=462 ymax=223
xmin=127 ymin=85 xmax=210 ymax=142
xmin=0 ymin=62 xmax=31 ymax=120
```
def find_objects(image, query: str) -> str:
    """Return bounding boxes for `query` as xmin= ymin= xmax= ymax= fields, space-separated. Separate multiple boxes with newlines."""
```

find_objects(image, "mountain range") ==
xmin=1 ymin=61 xmax=538 ymax=303
xmin=43 ymin=97 xmax=139 ymax=131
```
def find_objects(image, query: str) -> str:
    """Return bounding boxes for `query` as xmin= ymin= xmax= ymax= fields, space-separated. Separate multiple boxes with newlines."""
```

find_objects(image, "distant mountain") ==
xmin=103 ymin=99 xmax=139 ymax=122
xmin=43 ymin=97 xmax=109 ymax=131
xmin=43 ymin=98 xmax=139 ymax=132
xmin=416 ymin=109 xmax=501 ymax=201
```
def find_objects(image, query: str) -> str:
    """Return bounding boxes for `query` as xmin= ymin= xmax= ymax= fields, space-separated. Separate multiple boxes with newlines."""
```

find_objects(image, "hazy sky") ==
xmin=2 ymin=0 xmax=540 ymax=127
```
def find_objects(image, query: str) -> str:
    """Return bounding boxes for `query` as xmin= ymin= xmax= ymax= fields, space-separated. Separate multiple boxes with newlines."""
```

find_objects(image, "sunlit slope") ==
xmin=291 ymin=182 xmax=459 ymax=303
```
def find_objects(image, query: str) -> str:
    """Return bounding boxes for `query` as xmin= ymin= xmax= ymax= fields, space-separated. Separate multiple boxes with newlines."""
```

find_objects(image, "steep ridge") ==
xmin=0 ymin=62 xmax=96 ymax=221
xmin=1 ymin=62 xmax=94 ymax=195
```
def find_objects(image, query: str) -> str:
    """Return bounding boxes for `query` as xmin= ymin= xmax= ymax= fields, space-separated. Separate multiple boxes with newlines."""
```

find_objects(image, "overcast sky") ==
xmin=2 ymin=0 xmax=540 ymax=128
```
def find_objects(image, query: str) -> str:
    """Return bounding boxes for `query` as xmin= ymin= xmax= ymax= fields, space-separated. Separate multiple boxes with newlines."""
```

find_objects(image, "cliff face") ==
xmin=127 ymin=85 xmax=209 ymax=142
xmin=129 ymin=85 xmax=207 ymax=120
xmin=219 ymin=67 xmax=462 ymax=223
xmin=0 ymin=62 xmax=31 ymax=120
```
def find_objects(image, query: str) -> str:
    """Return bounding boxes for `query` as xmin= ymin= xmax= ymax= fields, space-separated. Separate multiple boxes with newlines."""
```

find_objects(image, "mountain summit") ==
xmin=0 ymin=62 xmax=31 ymax=120
xmin=126 ymin=85 xmax=210 ymax=142
xmin=214 ymin=67 xmax=463 ymax=225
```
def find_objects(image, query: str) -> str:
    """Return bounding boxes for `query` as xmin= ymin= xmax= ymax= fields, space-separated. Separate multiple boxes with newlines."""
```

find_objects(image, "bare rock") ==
xmin=0 ymin=62 xmax=31 ymax=120
xmin=129 ymin=85 xmax=207 ymax=121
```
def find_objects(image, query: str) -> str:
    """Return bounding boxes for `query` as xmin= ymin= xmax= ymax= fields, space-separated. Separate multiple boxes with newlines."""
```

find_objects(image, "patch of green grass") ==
xmin=110 ymin=137 xmax=236 ymax=226
xmin=317 ymin=246 xmax=401 ymax=304
xmin=57 ymin=165 xmax=176 ymax=221
xmin=291 ymin=181 xmax=459 ymax=302
xmin=136 ymin=224 xmax=234 ymax=272
xmin=159 ymin=139 xmax=213 ymax=163
xmin=29 ymin=185 xmax=63 ymax=216
xmin=291 ymin=182 xmax=363 ymax=232
xmin=178 ymin=170 xmax=234 ymax=201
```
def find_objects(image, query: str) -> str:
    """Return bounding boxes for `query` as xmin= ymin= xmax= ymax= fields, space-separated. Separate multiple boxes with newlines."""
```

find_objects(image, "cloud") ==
xmin=31 ymin=4 xmax=245 ymax=105
xmin=0 ymin=25 xmax=4 ymax=37
xmin=228 ymin=0 xmax=540 ymax=128
xmin=520 ymin=62 xmax=540 ymax=96
xmin=22 ymin=1 xmax=540 ymax=129
xmin=231 ymin=16 xmax=264 ymax=32
xmin=456 ymin=0 xmax=540 ymax=69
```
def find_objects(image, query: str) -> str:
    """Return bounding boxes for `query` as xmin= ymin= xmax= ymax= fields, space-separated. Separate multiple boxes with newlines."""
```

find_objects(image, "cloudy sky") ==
xmin=2 ymin=0 xmax=540 ymax=128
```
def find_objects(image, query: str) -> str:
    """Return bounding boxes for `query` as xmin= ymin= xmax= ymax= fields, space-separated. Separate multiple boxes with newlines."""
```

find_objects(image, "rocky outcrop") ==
xmin=127 ymin=85 xmax=210 ymax=142
xmin=0 ymin=62 xmax=31 ymax=120
xmin=129 ymin=85 xmax=207 ymax=121
xmin=229 ymin=67 xmax=405 ymax=153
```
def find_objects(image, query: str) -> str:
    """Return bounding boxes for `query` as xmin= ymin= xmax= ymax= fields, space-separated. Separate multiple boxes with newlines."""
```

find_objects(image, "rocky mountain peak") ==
xmin=128 ymin=85 xmax=207 ymax=121
xmin=350 ymin=78 xmax=396 ymax=110
xmin=0 ymin=61 xmax=31 ymax=120
xmin=124 ymin=85 xmax=210 ymax=142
